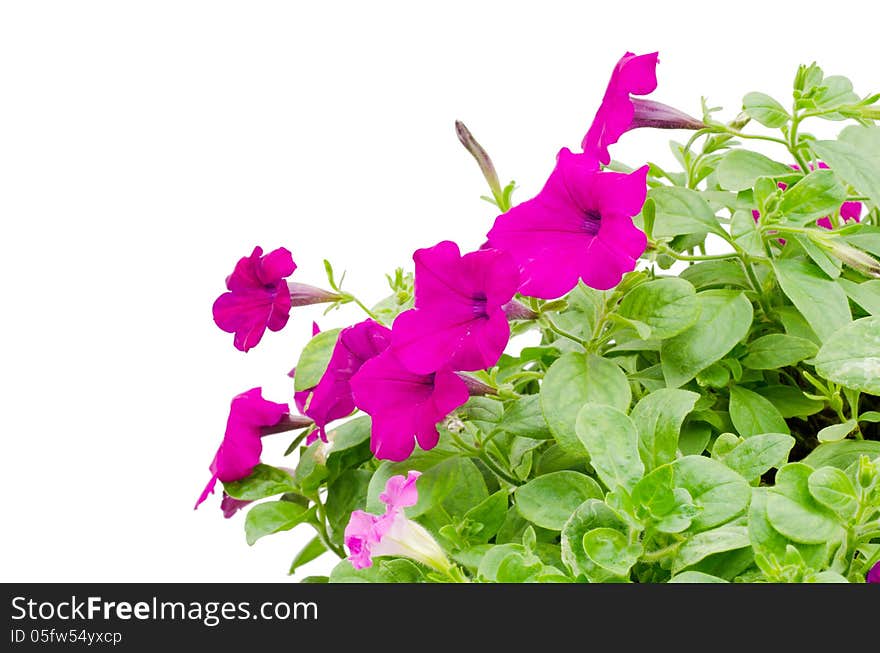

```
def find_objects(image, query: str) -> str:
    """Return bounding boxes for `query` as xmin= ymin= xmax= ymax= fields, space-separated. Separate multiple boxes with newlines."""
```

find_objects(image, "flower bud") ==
xmin=455 ymin=120 xmax=503 ymax=201
xmin=502 ymin=299 xmax=539 ymax=321
xmin=827 ymin=241 xmax=880 ymax=278
xmin=456 ymin=373 xmax=498 ymax=397
xmin=287 ymin=282 xmax=343 ymax=307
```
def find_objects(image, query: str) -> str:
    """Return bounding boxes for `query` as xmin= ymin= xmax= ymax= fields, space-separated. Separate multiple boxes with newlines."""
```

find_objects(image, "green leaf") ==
xmin=742 ymin=92 xmax=790 ymax=128
xmin=748 ymin=488 xmax=831 ymax=571
xmin=766 ymin=463 xmax=844 ymax=544
xmin=672 ymin=525 xmax=750 ymax=574
xmin=729 ymin=386 xmax=790 ymax=438
xmin=648 ymin=186 xmax=727 ymax=239
xmin=808 ymin=467 xmax=859 ymax=520
xmin=772 ymin=259 xmax=851 ymax=342
xmin=814 ymin=316 xmax=880 ymax=395
xmin=672 ymin=455 xmax=751 ymax=532
xmin=741 ymin=334 xmax=819 ymax=370
xmin=617 ymin=278 xmax=701 ymax=339
xmin=325 ymin=416 xmax=373 ymax=479
xmin=838 ymin=279 xmax=880 ymax=316
xmin=632 ymin=464 xmax=676 ymax=518
xmin=679 ymin=260 xmax=750 ymax=290
xmin=514 ymin=471 xmax=604 ymax=531
xmin=811 ymin=126 xmax=880 ymax=208
xmin=661 ymin=290 xmax=753 ymax=388
xmin=716 ymin=150 xmax=798 ymax=191
xmin=245 ymin=501 xmax=314 ymax=546
xmin=289 ymin=536 xmax=327 ymax=576
xmin=325 ymin=469 xmax=371 ymax=543
xmin=582 ymin=527 xmax=642 ymax=578
xmin=722 ymin=433 xmax=795 ymax=482
xmin=802 ymin=440 xmax=880 ymax=470
xmin=762 ymin=384 xmax=825 ymax=418
xmin=560 ymin=499 xmax=628 ymax=581
xmin=669 ymin=571 xmax=729 ymax=583
xmin=575 ymin=404 xmax=644 ymax=491
xmin=817 ymin=419 xmax=857 ymax=443
xmin=462 ymin=490 xmax=509 ymax=543
xmin=223 ymin=464 xmax=298 ymax=501
xmin=630 ymin=388 xmax=699 ymax=471
xmin=541 ymin=353 xmax=631 ymax=456
xmin=292 ymin=328 xmax=342 ymax=391
xmin=678 ymin=422 xmax=713 ymax=456
xmin=498 ymin=394 xmax=551 ymax=440
xmin=778 ymin=170 xmax=848 ymax=226
xmin=329 ymin=558 xmax=424 ymax=583
xmin=813 ymin=75 xmax=860 ymax=112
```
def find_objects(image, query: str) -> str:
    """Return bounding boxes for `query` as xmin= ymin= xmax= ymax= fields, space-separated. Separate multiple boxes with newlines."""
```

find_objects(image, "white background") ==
xmin=1 ymin=1 xmax=876 ymax=581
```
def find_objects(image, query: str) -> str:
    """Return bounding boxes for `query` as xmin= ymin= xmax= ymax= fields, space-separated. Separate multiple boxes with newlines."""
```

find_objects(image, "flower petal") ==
xmin=379 ymin=471 xmax=422 ymax=511
xmin=256 ymin=247 xmax=296 ymax=285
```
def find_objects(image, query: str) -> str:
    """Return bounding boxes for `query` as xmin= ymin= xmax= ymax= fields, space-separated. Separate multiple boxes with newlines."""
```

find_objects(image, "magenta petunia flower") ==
xmin=391 ymin=241 xmax=519 ymax=374
xmin=220 ymin=493 xmax=252 ymax=519
xmin=344 ymin=471 xmax=450 ymax=571
xmin=350 ymin=349 xmax=469 ymax=461
xmin=868 ymin=561 xmax=880 ymax=584
xmin=303 ymin=319 xmax=393 ymax=442
xmin=581 ymin=51 xmax=659 ymax=166
xmin=212 ymin=246 xmax=297 ymax=352
xmin=195 ymin=388 xmax=303 ymax=509
xmin=486 ymin=147 xmax=649 ymax=298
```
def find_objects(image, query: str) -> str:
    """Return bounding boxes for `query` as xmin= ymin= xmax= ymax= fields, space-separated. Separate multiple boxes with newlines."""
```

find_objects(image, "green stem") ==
xmin=656 ymin=245 xmax=750 ymax=263
xmin=313 ymin=501 xmax=346 ymax=559
xmin=641 ymin=541 xmax=683 ymax=563
xmin=476 ymin=449 xmax=521 ymax=486
xmin=540 ymin=314 xmax=587 ymax=347
xmin=344 ymin=293 xmax=381 ymax=321
xmin=787 ymin=115 xmax=812 ymax=173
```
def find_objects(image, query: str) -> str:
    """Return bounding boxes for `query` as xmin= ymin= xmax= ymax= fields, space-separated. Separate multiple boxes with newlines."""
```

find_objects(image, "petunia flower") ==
xmin=213 ymin=247 xmax=340 ymax=352
xmin=303 ymin=319 xmax=393 ymax=442
xmin=220 ymin=493 xmax=252 ymax=519
xmin=391 ymin=241 xmax=520 ymax=374
xmin=867 ymin=561 xmax=880 ymax=584
xmin=350 ymin=349 xmax=469 ymax=461
xmin=486 ymin=148 xmax=649 ymax=298
xmin=344 ymin=471 xmax=451 ymax=573
xmin=195 ymin=387 xmax=311 ymax=509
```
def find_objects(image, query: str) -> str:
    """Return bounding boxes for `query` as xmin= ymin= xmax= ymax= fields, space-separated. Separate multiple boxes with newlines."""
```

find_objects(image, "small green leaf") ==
xmin=245 ymin=501 xmax=314 ymax=546
xmin=582 ymin=527 xmax=642 ymax=577
xmin=560 ymin=499 xmax=628 ymax=580
xmin=329 ymin=558 xmax=424 ymax=583
xmin=814 ymin=316 xmax=880 ymax=395
xmin=541 ymin=353 xmax=631 ymax=456
xmin=514 ymin=471 xmax=604 ymax=531
xmin=811 ymin=126 xmax=880 ymax=209
xmin=669 ymin=571 xmax=729 ymax=583
xmin=575 ymin=404 xmax=644 ymax=491
xmin=817 ymin=420 xmax=857 ymax=443
xmin=741 ymin=334 xmax=819 ymax=370
xmin=293 ymin=328 xmax=342 ymax=391
xmin=463 ymin=490 xmax=509 ymax=543
xmin=807 ymin=467 xmax=859 ymax=520
xmin=802 ymin=440 xmax=880 ymax=470
xmin=742 ymin=92 xmax=790 ymax=127
xmin=778 ymin=170 xmax=848 ymax=226
xmin=661 ymin=290 xmax=753 ymax=388
xmin=289 ymin=537 xmax=327 ymax=575
xmin=762 ymin=385 xmax=825 ymax=418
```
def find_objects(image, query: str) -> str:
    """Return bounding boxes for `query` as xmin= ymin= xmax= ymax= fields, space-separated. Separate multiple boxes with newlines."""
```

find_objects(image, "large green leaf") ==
xmin=560 ymin=499 xmax=628 ymax=581
xmin=765 ymin=463 xmax=844 ymax=545
xmin=722 ymin=433 xmax=795 ymax=482
xmin=661 ymin=290 xmax=753 ymax=388
xmin=671 ymin=525 xmax=750 ymax=574
xmin=772 ymin=259 xmax=851 ymax=342
xmin=716 ymin=150 xmax=798 ymax=191
xmin=617 ymin=278 xmax=701 ymax=339
xmin=245 ymin=501 xmax=314 ymax=546
xmin=811 ymin=126 xmax=880 ymax=209
xmin=802 ymin=440 xmax=880 ymax=470
xmin=672 ymin=455 xmax=751 ymax=532
xmin=293 ymin=328 xmax=341 ymax=391
xmin=778 ymin=169 xmax=847 ymax=226
xmin=514 ymin=471 xmax=604 ymax=531
xmin=541 ymin=353 xmax=631 ymax=455
xmin=223 ymin=464 xmax=298 ymax=501
xmin=648 ymin=186 xmax=726 ymax=238
xmin=741 ymin=334 xmax=818 ymax=370
xmin=575 ymin=404 xmax=644 ymax=492
xmin=728 ymin=386 xmax=790 ymax=437
xmin=742 ymin=92 xmax=790 ymax=127
xmin=813 ymin=316 xmax=880 ymax=395
xmin=583 ymin=528 xmax=642 ymax=578
xmin=630 ymin=388 xmax=699 ymax=471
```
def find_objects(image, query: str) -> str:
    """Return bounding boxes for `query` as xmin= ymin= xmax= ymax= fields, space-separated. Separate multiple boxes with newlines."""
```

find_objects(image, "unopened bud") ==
xmin=456 ymin=373 xmax=498 ymax=397
xmin=455 ymin=120 xmax=503 ymax=201
xmin=502 ymin=299 xmax=539 ymax=321
xmin=828 ymin=241 xmax=880 ymax=278
xmin=629 ymin=98 xmax=705 ymax=131
xmin=260 ymin=413 xmax=314 ymax=435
